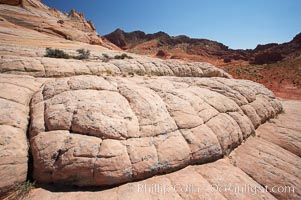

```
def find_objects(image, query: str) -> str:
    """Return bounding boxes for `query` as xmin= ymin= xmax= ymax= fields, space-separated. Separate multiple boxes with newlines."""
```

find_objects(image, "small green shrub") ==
xmin=133 ymin=70 xmax=146 ymax=76
xmin=114 ymin=53 xmax=133 ymax=60
xmin=102 ymin=53 xmax=109 ymax=59
xmin=105 ymin=69 xmax=112 ymax=75
xmin=250 ymin=130 xmax=256 ymax=137
xmin=44 ymin=48 xmax=92 ymax=60
xmin=114 ymin=55 xmax=121 ymax=59
xmin=151 ymin=71 xmax=165 ymax=76
xmin=128 ymin=72 xmax=135 ymax=76
xmin=76 ymin=49 xmax=90 ymax=60
xmin=45 ymin=48 xmax=70 ymax=59
xmin=2 ymin=181 xmax=35 ymax=199
xmin=102 ymin=53 xmax=111 ymax=62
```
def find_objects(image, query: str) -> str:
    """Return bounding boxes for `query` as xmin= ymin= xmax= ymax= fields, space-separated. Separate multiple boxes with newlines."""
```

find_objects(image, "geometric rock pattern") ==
xmin=29 ymin=75 xmax=283 ymax=186
xmin=25 ymin=99 xmax=301 ymax=200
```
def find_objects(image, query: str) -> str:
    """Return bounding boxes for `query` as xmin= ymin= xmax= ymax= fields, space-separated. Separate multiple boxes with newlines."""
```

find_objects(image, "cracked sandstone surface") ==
xmin=28 ymin=75 xmax=282 ymax=187
xmin=24 ymin=100 xmax=301 ymax=200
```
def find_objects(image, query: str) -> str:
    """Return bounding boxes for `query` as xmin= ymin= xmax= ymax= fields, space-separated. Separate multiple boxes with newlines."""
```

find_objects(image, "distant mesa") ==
xmin=103 ymin=28 xmax=301 ymax=66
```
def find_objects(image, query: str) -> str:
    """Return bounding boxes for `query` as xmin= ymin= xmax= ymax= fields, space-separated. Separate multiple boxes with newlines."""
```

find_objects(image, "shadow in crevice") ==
xmin=26 ymin=98 xmax=34 ymax=183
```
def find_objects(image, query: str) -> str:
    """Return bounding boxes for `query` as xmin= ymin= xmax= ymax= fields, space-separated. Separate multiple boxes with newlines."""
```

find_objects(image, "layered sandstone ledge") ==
xmin=0 ymin=53 xmax=230 ymax=78
xmin=0 ymin=0 xmax=103 ymax=45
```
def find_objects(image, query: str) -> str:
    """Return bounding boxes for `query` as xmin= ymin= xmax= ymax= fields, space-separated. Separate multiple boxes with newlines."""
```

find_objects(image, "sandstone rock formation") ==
xmin=26 ymin=75 xmax=282 ymax=187
xmin=0 ymin=0 xmax=22 ymax=6
xmin=25 ymin=100 xmax=301 ymax=199
xmin=0 ymin=0 xmax=104 ymax=46
xmin=0 ymin=53 xmax=230 ymax=78
xmin=0 ymin=74 xmax=41 ymax=193
xmin=0 ymin=1 xmax=300 ymax=199
xmin=256 ymin=100 xmax=301 ymax=156
xmin=0 ymin=0 xmax=42 ymax=8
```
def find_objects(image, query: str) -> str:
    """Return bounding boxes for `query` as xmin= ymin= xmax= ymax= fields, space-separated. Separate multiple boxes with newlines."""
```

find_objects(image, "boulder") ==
xmin=29 ymin=75 xmax=282 ymax=186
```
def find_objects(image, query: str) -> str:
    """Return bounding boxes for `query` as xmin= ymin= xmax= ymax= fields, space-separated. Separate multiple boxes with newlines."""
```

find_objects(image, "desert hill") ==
xmin=0 ymin=0 xmax=119 ymax=49
xmin=104 ymin=28 xmax=301 ymax=65
xmin=104 ymin=29 xmax=301 ymax=99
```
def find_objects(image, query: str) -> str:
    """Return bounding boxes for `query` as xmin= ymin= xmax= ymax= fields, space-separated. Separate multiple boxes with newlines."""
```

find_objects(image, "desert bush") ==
xmin=151 ymin=71 xmax=165 ymax=76
xmin=102 ymin=53 xmax=111 ymax=62
xmin=102 ymin=53 xmax=109 ymax=59
xmin=128 ymin=72 xmax=135 ymax=76
xmin=2 ymin=181 xmax=35 ymax=199
xmin=133 ymin=70 xmax=146 ymax=76
xmin=76 ymin=49 xmax=90 ymax=60
xmin=105 ymin=69 xmax=112 ymax=75
xmin=114 ymin=53 xmax=133 ymax=59
xmin=45 ymin=48 xmax=70 ymax=59
xmin=45 ymin=48 xmax=92 ymax=60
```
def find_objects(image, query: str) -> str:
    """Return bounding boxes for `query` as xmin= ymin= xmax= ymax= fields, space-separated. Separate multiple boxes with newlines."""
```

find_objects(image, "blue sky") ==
xmin=42 ymin=0 xmax=301 ymax=49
